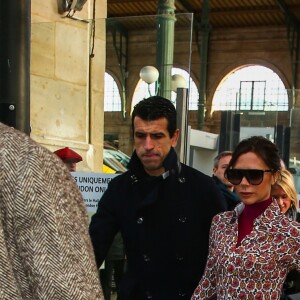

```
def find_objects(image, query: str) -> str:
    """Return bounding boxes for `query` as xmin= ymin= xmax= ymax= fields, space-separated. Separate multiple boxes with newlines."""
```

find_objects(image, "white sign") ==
xmin=72 ymin=172 xmax=118 ymax=218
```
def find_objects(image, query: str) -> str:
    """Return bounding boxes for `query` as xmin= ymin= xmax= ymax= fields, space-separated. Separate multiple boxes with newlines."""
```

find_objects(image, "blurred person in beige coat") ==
xmin=0 ymin=122 xmax=103 ymax=300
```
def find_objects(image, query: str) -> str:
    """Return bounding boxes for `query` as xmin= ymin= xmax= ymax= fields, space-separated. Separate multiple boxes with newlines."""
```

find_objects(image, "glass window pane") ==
xmin=104 ymin=73 xmax=122 ymax=112
xmin=212 ymin=66 xmax=288 ymax=112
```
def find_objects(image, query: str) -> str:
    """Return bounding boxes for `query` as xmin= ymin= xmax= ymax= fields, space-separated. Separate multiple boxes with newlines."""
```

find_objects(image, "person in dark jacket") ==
xmin=212 ymin=151 xmax=240 ymax=210
xmin=89 ymin=96 xmax=226 ymax=300
xmin=100 ymin=232 xmax=126 ymax=300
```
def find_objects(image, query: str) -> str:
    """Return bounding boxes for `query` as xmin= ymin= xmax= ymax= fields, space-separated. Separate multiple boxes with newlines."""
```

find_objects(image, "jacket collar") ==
xmin=212 ymin=175 xmax=240 ymax=204
xmin=128 ymin=147 xmax=181 ymax=183
xmin=231 ymin=198 xmax=282 ymax=225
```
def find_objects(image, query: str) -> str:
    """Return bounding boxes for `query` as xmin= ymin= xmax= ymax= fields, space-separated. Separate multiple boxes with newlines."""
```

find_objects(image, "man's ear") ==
xmin=171 ymin=129 xmax=180 ymax=147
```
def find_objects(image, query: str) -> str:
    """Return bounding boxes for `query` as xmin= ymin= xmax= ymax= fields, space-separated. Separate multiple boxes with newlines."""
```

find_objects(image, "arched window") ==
xmin=104 ymin=72 xmax=122 ymax=112
xmin=212 ymin=65 xmax=288 ymax=112
xmin=132 ymin=67 xmax=199 ymax=111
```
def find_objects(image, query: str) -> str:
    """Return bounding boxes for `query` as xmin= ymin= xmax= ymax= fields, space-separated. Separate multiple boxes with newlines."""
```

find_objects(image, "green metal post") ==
xmin=156 ymin=0 xmax=176 ymax=100
xmin=198 ymin=0 xmax=210 ymax=129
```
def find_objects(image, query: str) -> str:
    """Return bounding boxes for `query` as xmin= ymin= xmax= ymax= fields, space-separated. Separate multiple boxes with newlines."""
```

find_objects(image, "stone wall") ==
xmin=31 ymin=0 xmax=107 ymax=172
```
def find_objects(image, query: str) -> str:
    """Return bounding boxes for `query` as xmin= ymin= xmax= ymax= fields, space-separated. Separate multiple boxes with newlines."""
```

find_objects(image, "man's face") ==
xmin=213 ymin=155 xmax=233 ymax=190
xmin=63 ymin=160 xmax=77 ymax=172
xmin=133 ymin=116 xmax=179 ymax=176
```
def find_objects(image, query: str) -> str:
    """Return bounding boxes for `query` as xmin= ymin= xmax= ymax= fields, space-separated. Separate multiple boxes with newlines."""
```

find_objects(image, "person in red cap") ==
xmin=54 ymin=147 xmax=82 ymax=172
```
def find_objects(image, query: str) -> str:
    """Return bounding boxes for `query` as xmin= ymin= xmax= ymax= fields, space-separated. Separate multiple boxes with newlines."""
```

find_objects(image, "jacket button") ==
xmin=176 ymin=255 xmax=184 ymax=261
xmin=178 ymin=291 xmax=186 ymax=297
xmin=143 ymin=254 xmax=150 ymax=262
xmin=145 ymin=291 xmax=153 ymax=299
xmin=137 ymin=217 xmax=143 ymax=224
xmin=178 ymin=216 xmax=187 ymax=223
xmin=178 ymin=177 xmax=186 ymax=183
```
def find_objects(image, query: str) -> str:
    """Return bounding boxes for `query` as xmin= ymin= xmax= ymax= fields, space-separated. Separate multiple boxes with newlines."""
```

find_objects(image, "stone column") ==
xmin=156 ymin=0 xmax=176 ymax=100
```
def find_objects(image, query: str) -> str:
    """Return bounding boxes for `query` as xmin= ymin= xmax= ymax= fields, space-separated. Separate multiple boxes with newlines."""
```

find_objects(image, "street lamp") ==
xmin=139 ymin=66 xmax=187 ymax=97
xmin=171 ymin=74 xmax=188 ymax=92
xmin=139 ymin=66 xmax=159 ymax=84
xmin=139 ymin=66 xmax=159 ymax=96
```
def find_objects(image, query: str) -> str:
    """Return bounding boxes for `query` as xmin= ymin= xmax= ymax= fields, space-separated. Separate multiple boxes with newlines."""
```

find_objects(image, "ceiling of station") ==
xmin=107 ymin=0 xmax=300 ymax=30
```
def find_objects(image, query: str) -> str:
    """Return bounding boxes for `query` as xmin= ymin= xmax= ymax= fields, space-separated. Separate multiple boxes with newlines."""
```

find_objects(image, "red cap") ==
xmin=54 ymin=147 xmax=82 ymax=163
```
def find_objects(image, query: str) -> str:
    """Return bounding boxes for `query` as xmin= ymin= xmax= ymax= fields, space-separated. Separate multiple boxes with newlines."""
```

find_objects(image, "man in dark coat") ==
xmin=89 ymin=96 xmax=226 ymax=300
xmin=212 ymin=151 xmax=240 ymax=210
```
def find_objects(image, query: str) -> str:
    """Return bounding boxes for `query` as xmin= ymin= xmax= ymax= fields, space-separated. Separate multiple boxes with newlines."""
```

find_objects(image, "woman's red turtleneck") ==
xmin=237 ymin=197 xmax=272 ymax=246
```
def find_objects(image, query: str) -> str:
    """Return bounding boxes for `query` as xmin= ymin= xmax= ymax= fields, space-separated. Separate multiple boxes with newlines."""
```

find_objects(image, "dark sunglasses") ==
xmin=224 ymin=169 xmax=274 ymax=185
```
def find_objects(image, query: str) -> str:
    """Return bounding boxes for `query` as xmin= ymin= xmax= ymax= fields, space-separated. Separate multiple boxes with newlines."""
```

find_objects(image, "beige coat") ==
xmin=0 ymin=123 xmax=103 ymax=299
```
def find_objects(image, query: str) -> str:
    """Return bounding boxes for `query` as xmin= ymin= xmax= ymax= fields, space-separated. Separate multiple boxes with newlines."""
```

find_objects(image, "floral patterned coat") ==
xmin=191 ymin=200 xmax=300 ymax=300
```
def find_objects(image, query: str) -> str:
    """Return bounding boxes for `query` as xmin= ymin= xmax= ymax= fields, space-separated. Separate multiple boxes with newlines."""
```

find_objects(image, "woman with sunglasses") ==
xmin=271 ymin=169 xmax=300 ymax=299
xmin=191 ymin=136 xmax=300 ymax=299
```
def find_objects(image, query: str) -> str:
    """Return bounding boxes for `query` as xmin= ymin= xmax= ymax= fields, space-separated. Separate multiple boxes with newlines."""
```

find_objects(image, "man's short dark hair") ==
xmin=131 ymin=96 xmax=177 ymax=137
